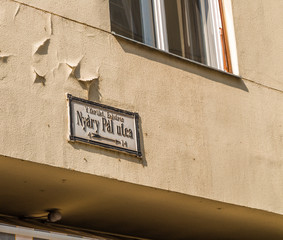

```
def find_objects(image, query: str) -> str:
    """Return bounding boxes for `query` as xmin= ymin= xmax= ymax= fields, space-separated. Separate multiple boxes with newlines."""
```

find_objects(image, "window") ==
xmin=109 ymin=0 xmax=239 ymax=74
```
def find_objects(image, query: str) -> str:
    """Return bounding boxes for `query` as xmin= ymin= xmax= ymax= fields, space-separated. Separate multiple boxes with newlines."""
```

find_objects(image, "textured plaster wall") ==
xmin=0 ymin=0 xmax=282 ymax=215
xmin=232 ymin=0 xmax=283 ymax=91
xmin=15 ymin=0 xmax=111 ymax=32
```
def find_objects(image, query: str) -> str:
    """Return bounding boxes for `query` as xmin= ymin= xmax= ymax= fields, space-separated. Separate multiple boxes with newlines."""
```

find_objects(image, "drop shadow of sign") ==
xmin=113 ymin=34 xmax=249 ymax=93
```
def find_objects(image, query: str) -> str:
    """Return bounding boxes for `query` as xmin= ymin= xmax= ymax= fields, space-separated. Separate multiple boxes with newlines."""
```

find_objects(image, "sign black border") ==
xmin=67 ymin=94 xmax=142 ymax=157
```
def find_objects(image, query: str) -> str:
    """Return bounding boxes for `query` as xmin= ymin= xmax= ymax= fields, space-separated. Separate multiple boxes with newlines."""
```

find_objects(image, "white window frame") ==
xmin=221 ymin=0 xmax=239 ymax=75
xmin=200 ymin=0 xmax=225 ymax=71
xmin=0 ymin=223 xmax=94 ymax=240
xmin=152 ymin=0 xmax=168 ymax=51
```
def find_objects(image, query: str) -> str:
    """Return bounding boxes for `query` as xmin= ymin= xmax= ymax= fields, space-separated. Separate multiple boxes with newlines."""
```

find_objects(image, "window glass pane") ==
xmin=181 ymin=0 xmax=207 ymax=64
xmin=109 ymin=0 xmax=143 ymax=42
xmin=140 ymin=0 xmax=156 ymax=47
xmin=163 ymin=0 xmax=207 ymax=64
xmin=163 ymin=0 xmax=183 ymax=56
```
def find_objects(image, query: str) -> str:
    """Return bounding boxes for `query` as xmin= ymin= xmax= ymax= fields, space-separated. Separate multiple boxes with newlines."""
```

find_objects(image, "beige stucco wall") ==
xmin=0 ymin=0 xmax=282 ymax=215
xmin=232 ymin=0 xmax=283 ymax=91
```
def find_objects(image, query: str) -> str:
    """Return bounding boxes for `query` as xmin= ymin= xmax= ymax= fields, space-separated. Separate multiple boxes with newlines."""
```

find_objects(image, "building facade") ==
xmin=0 ymin=0 xmax=283 ymax=239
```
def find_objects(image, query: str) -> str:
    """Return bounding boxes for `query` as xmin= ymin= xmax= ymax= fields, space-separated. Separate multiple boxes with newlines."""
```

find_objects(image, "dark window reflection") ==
xmin=164 ymin=0 xmax=183 ymax=56
xmin=180 ymin=0 xmax=207 ymax=64
xmin=110 ymin=0 xmax=143 ymax=42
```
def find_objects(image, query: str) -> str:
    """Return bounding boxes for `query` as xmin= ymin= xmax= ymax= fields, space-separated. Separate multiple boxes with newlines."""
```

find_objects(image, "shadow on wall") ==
xmin=88 ymin=79 xmax=102 ymax=102
xmin=114 ymin=35 xmax=249 ymax=93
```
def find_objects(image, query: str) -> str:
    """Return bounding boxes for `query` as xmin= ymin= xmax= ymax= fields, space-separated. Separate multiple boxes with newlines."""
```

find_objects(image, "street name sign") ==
xmin=67 ymin=94 xmax=142 ymax=157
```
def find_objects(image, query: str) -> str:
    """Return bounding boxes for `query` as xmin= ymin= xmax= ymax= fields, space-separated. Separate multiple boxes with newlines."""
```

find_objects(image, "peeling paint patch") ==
xmin=13 ymin=4 xmax=20 ymax=20
xmin=33 ymin=38 xmax=50 ymax=56
xmin=88 ymin=77 xmax=102 ymax=101
xmin=78 ymin=74 xmax=99 ymax=82
xmin=46 ymin=13 xmax=53 ymax=35
xmin=33 ymin=69 xmax=46 ymax=86
xmin=51 ymin=62 xmax=64 ymax=77
xmin=51 ymin=62 xmax=72 ymax=84
xmin=66 ymin=58 xmax=99 ymax=82
xmin=77 ymin=68 xmax=100 ymax=82
xmin=0 ymin=56 xmax=9 ymax=63
xmin=66 ymin=57 xmax=83 ymax=78
xmin=66 ymin=57 xmax=83 ymax=69
xmin=65 ymin=57 xmax=101 ymax=100
xmin=0 ymin=54 xmax=13 ymax=63
xmin=0 ymin=75 xmax=7 ymax=81
xmin=75 ymin=62 xmax=99 ymax=82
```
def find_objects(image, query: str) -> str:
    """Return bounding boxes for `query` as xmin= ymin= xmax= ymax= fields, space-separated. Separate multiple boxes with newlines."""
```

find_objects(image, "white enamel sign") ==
xmin=67 ymin=94 xmax=141 ymax=157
